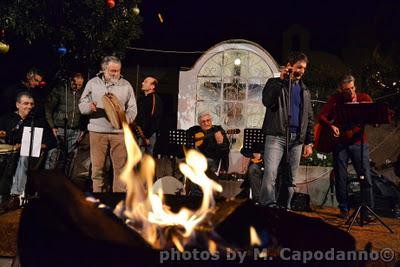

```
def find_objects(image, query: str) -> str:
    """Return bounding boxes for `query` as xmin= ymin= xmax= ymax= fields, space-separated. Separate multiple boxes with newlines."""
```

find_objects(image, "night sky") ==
xmin=0 ymin=0 xmax=399 ymax=82
xmin=133 ymin=0 xmax=399 ymax=61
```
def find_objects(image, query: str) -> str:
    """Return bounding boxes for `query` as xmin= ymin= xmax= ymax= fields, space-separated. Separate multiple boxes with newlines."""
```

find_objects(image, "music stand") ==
xmin=335 ymin=102 xmax=394 ymax=233
xmin=243 ymin=128 xmax=265 ymax=150
xmin=242 ymin=129 xmax=265 ymax=199
xmin=166 ymin=129 xmax=193 ymax=187
xmin=170 ymin=129 xmax=195 ymax=148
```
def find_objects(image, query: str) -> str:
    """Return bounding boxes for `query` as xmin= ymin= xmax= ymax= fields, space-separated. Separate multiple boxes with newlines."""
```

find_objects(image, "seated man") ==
xmin=0 ymin=91 xmax=55 ymax=213
xmin=240 ymin=144 xmax=264 ymax=202
xmin=187 ymin=111 xmax=230 ymax=195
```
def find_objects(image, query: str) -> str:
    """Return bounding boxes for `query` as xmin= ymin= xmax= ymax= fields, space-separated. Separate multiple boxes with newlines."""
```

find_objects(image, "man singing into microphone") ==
xmin=0 ymin=68 xmax=47 ymax=120
xmin=259 ymin=52 xmax=314 ymax=210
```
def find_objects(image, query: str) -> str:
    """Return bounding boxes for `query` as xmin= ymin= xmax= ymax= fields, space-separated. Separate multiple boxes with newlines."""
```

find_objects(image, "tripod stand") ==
xmin=335 ymin=102 xmax=394 ymax=233
xmin=345 ymin=126 xmax=393 ymax=233
xmin=319 ymin=170 xmax=335 ymax=207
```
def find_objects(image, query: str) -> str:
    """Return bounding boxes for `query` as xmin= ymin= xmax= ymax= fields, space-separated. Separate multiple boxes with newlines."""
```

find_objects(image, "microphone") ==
xmin=39 ymin=81 xmax=47 ymax=87
xmin=96 ymin=71 xmax=104 ymax=77
xmin=12 ymin=119 xmax=24 ymax=132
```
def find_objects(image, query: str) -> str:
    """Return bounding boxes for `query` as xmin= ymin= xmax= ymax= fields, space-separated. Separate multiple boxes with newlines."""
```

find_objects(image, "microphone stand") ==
xmin=284 ymin=72 xmax=294 ymax=209
xmin=63 ymin=78 xmax=69 ymax=171
xmin=24 ymin=111 xmax=36 ymax=200
xmin=277 ymin=72 xmax=294 ymax=208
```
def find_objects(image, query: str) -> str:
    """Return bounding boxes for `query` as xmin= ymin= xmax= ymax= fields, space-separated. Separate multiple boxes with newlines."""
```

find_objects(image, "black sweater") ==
xmin=0 ymin=112 xmax=56 ymax=149
xmin=136 ymin=92 xmax=163 ymax=138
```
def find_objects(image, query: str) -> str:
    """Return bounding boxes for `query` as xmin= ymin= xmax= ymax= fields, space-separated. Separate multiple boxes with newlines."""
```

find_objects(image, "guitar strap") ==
xmin=151 ymin=94 xmax=155 ymax=117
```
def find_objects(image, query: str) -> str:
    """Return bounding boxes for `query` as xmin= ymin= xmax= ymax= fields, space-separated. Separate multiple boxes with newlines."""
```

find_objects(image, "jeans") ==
xmin=333 ymin=143 xmax=374 ymax=211
xmin=137 ymin=133 xmax=157 ymax=156
xmin=45 ymin=128 xmax=81 ymax=170
xmin=10 ymin=156 xmax=29 ymax=196
xmin=89 ymin=132 xmax=127 ymax=192
xmin=260 ymin=134 xmax=303 ymax=208
xmin=247 ymin=163 xmax=263 ymax=202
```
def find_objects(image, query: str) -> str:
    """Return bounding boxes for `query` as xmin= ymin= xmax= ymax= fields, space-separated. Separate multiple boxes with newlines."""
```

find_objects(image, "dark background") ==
xmin=1 ymin=0 xmax=399 ymax=77
xmin=0 ymin=0 xmax=399 ymax=127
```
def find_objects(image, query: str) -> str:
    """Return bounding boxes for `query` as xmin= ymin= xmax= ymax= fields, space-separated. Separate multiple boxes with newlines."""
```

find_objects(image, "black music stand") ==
xmin=243 ymin=128 xmax=265 ymax=150
xmin=243 ymin=129 xmax=265 ymax=200
xmin=335 ymin=103 xmax=394 ymax=233
xmin=166 ymin=130 xmax=192 ymax=186
xmin=169 ymin=129 xmax=194 ymax=149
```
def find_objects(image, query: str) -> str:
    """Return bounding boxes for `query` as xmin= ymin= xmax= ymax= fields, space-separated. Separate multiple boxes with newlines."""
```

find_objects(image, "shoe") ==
xmin=0 ymin=195 xmax=21 ymax=214
xmin=360 ymin=212 xmax=376 ymax=223
xmin=339 ymin=210 xmax=349 ymax=219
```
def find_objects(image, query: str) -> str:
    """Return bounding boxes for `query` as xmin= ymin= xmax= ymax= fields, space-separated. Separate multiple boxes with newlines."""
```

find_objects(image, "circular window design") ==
xmin=195 ymin=49 xmax=273 ymax=151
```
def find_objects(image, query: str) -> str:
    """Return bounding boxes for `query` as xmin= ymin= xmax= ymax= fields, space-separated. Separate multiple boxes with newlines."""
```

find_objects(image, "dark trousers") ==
xmin=333 ymin=143 xmax=374 ymax=211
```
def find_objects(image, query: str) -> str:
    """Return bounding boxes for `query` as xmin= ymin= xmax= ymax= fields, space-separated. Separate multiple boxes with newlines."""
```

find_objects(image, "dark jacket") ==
xmin=187 ymin=125 xmax=230 ymax=171
xmin=0 ymin=112 xmax=56 ymax=150
xmin=136 ymin=92 xmax=163 ymax=138
xmin=261 ymin=77 xmax=314 ymax=145
xmin=45 ymin=85 xmax=83 ymax=129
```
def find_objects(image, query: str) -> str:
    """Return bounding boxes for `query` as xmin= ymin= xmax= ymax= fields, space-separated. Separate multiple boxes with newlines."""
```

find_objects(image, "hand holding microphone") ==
xmin=280 ymin=63 xmax=293 ymax=80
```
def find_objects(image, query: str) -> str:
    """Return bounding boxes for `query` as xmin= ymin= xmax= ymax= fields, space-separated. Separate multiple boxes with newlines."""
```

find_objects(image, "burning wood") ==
xmin=18 ymin=123 xmax=358 ymax=266
xmin=116 ymin=123 xmax=225 ymax=250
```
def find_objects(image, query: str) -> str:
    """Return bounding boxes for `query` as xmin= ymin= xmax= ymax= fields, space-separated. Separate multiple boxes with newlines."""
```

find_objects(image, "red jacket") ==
xmin=318 ymin=92 xmax=372 ymax=145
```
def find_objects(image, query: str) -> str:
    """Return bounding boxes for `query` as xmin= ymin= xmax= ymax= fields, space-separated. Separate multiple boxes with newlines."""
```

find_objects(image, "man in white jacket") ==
xmin=79 ymin=56 xmax=137 ymax=192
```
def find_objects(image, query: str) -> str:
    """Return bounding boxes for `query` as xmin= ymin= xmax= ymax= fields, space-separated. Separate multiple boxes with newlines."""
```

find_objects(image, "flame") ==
xmin=249 ymin=226 xmax=261 ymax=246
xmin=117 ymin=123 xmax=223 ymax=249
xmin=208 ymin=240 xmax=217 ymax=255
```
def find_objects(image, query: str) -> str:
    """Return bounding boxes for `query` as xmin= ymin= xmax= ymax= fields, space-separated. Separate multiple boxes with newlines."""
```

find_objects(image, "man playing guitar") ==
xmin=318 ymin=74 xmax=374 ymax=220
xmin=186 ymin=111 xmax=230 ymax=195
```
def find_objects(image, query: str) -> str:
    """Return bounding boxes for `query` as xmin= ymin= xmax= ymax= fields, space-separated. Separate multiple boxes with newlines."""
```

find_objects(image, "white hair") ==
xmin=197 ymin=111 xmax=211 ymax=124
xmin=100 ymin=56 xmax=121 ymax=71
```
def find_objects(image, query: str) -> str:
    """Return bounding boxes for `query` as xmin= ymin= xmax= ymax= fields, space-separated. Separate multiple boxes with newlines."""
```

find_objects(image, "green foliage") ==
xmin=301 ymin=150 xmax=333 ymax=167
xmin=0 ymin=0 xmax=142 ymax=69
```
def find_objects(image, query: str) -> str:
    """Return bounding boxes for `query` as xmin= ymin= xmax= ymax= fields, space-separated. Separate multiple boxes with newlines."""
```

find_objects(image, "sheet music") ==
xmin=20 ymin=126 xmax=43 ymax=157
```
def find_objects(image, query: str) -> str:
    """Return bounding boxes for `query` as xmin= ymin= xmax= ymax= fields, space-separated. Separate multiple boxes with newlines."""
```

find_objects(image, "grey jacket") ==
xmin=45 ymin=85 xmax=83 ymax=129
xmin=261 ymin=77 xmax=314 ymax=145
xmin=79 ymin=76 xmax=137 ymax=133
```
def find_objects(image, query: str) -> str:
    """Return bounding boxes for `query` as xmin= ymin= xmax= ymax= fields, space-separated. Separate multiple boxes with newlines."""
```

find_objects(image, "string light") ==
xmin=158 ymin=13 xmax=164 ymax=23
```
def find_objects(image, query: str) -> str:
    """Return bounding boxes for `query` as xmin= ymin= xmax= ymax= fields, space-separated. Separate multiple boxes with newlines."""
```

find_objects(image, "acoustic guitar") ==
xmin=130 ymin=122 xmax=149 ymax=147
xmin=193 ymin=128 xmax=240 ymax=147
xmin=314 ymin=123 xmax=362 ymax=153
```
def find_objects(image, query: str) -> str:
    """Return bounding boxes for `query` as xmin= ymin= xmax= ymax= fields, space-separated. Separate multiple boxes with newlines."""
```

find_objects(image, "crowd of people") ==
xmin=0 ymin=52 xmax=394 ymax=222
xmin=0 ymin=55 xmax=163 ymax=212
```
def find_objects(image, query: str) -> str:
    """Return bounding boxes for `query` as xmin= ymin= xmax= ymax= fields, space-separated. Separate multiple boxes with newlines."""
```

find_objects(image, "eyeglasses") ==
xmin=200 ymin=119 xmax=211 ymax=123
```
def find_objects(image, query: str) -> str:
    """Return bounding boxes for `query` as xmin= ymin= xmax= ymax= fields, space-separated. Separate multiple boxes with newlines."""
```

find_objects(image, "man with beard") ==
xmin=79 ymin=56 xmax=137 ymax=192
xmin=260 ymin=52 xmax=314 ymax=210
xmin=318 ymin=75 xmax=374 ymax=220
